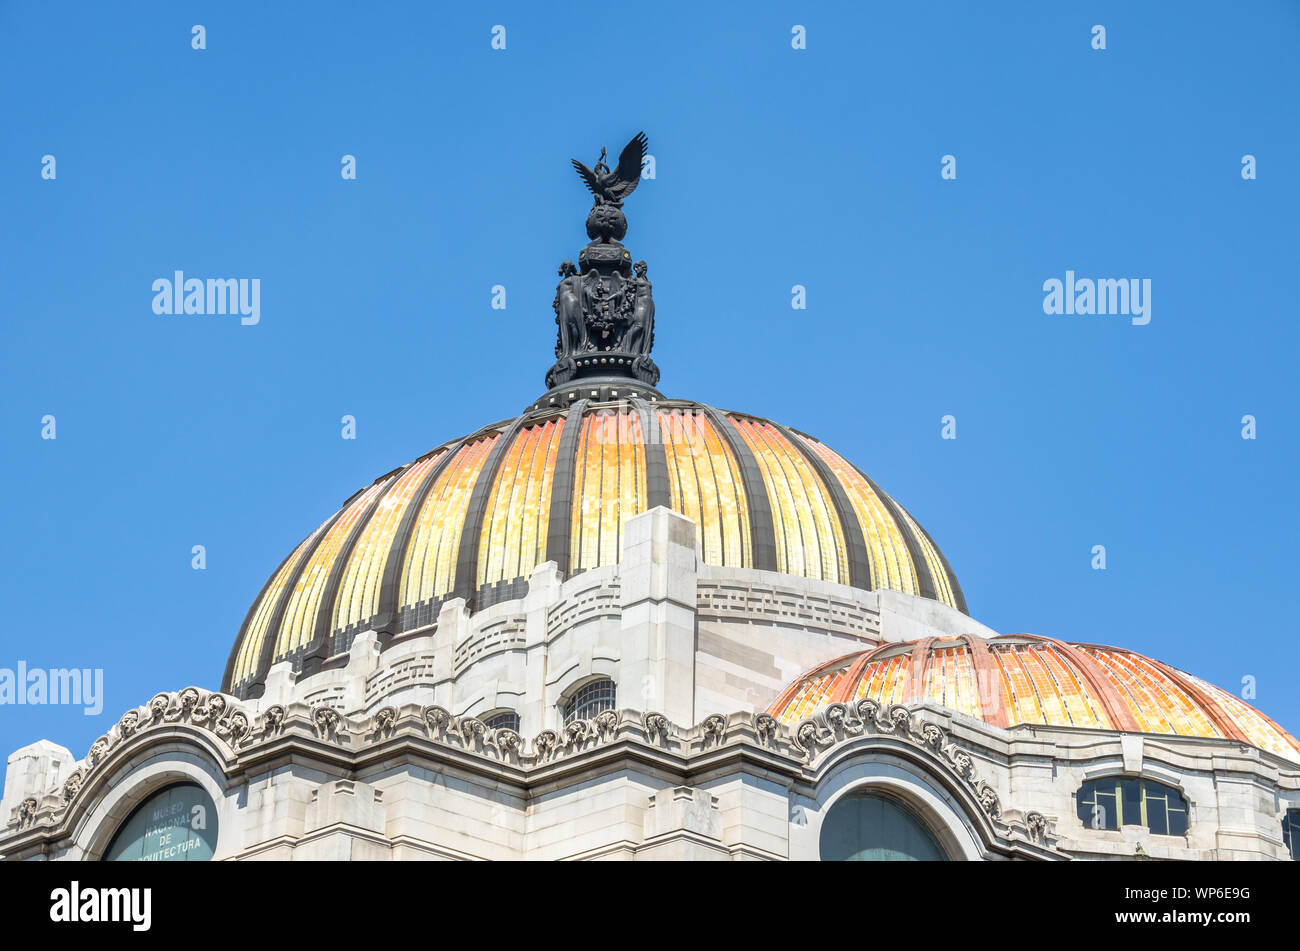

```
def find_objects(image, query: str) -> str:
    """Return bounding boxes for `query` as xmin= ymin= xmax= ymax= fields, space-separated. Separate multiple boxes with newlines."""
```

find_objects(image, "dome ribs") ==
xmin=1018 ymin=636 xmax=1142 ymax=733
xmin=902 ymin=504 xmax=968 ymax=615
xmin=221 ymin=544 xmax=297 ymax=695
xmin=453 ymin=417 xmax=529 ymax=611
xmin=368 ymin=445 xmax=461 ymax=637
xmin=543 ymin=400 xmax=589 ymax=578
xmin=849 ymin=464 xmax=940 ymax=605
xmin=298 ymin=475 xmax=393 ymax=677
xmin=963 ymin=634 xmax=1011 ymax=729
xmin=905 ymin=637 xmax=937 ymax=705
xmin=777 ymin=426 xmax=872 ymax=592
xmin=1140 ymin=655 xmax=1251 ymax=745
xmin=701 ymin=407 xmax=777 ymax=572
xmin=629 ymin=397 xmax=672 ymax=511
xmin=244 ymin=506 xmax=349 ymax=699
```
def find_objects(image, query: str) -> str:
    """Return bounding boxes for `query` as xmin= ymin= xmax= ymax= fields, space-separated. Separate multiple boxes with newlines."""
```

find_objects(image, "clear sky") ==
xmin=2 ymin=2 xmax=1297 ymax=764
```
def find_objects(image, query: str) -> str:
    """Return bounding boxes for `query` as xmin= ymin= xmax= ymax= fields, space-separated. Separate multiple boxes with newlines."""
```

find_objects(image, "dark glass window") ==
xmin=484 ymin=710 xmax=520 ymax=732
xmin=1283 ymin=809 xmax=1300 ymax=860
xmin=819 ymin=791 xmax=948 ymax=861
xmin=103 ymin=782 xmax=218 ymax=862
xmin=1076 ymin=777 xmax=1189 ymax=836
xmin=563 ymin=678 xmax=616 ymax=724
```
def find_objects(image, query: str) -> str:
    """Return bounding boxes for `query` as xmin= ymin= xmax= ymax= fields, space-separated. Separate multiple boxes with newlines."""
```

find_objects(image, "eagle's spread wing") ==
xmin=571 ymin=158 xmax=602 ymax=197
xmin=607 ymin=131 xmax=648 ymax=200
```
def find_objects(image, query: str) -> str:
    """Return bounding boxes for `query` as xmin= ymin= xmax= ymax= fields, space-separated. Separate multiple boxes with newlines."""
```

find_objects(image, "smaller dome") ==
xmin=767 ymin=633 xmax=1300 ymax=763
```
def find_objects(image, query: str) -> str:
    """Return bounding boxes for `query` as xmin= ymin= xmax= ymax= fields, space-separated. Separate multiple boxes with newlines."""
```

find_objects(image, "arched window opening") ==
xmin=103 ymin=782 xmax=218 ymax=862
xmin=1076 ymin=776 xmax=1188 ymax=836
xmin=563 ymin=678 xmax=616 ymax=725
xmin=484 ymin=710 xmax=521 ymax=732
xmin=819 ymin=790 xmax=949 ymax=861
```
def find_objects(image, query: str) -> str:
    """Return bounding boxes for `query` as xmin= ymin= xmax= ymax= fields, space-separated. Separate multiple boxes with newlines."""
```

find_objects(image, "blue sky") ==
xmin=1 ymin=2 xmax=1297 ymax=763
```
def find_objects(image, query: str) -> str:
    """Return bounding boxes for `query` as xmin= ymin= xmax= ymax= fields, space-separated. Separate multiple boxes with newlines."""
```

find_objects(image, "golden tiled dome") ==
xmin=223 ymin=399 xmax=965 ymax=697
xmin=767 ymin=634 xmax=1300 ymax=763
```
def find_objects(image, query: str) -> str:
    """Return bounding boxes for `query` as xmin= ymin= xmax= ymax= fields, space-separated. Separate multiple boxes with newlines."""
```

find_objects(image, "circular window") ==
xmin=103 ymin=782 xmax=218 ymax=862
xmin=819 ymin=790 xmax=948 ymax=861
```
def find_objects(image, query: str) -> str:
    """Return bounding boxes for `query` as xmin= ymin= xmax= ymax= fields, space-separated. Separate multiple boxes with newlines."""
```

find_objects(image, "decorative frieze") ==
xmin=788 ymin=698 xmax=1060 ymax=846
xmin=5 ymin=684 xmax=1063 ymax=861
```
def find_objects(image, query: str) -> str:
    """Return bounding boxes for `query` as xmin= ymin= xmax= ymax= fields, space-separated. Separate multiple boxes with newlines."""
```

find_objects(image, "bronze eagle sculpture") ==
xmin=571 ymin=132 xmax=648 ymax=206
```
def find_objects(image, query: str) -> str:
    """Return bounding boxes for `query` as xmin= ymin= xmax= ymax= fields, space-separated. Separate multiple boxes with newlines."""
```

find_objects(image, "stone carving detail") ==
xmin=262 ymin=705 xmax=286 ymax=736
xmin=754 ymin=713 xmax=780 ymax=747
xmin=975 ymin=781 xmax=1001 ymax=819
xmin=546 ymin=132 xmax=659 ymax=391
xmin=148 ymin=693 xmax=171 ymax=723
xmin=702 ymin=714 xmax=728 ymax=748
xmin=17 ymin=797 xmax=39 ymax=830
xmin=168 ymin=687 xmax=201 ymax=722
xmin=564 ymin=719 xmax=589 ymax=749
xmin=422 ymin=705 xmax=451 ymax=738
xmin=312 ymin=705 xmax=342 ymax=740
xmin=643 ymin=712 xmax=672 ymax=746
xmin=60 ymin=770 xmax=84 ymax=805
xmin=534 ymin=729 xmax=559 ymax=761
xmin=787 ymin=700 xmax=1042 ymax=841
xmin=9 ymin=687 xmax=261 ymax=830
xmin=87 ymin=736 xmax=111 ymax=769
xmin=215 ymin=711 xmax=250 ymax=744
xmin=460 ymin=717 xmax=489 ymax=750
xmin=1026 ymin=811 xmax=1050 ymax=844
xmin=372 ymin=706 xmax=398 ymax=738
xmin=594 ymin=709 xmax=620 ymax=742
xmin=195 ymin=692 xmax=226 ymax=723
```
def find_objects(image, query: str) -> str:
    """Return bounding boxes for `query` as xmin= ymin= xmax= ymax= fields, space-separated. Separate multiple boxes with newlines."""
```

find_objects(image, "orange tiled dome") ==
xmin=767 ymin=633 xmax=1300 ymax=763
xmin=224 ymin=399 xmax=965 ymax=698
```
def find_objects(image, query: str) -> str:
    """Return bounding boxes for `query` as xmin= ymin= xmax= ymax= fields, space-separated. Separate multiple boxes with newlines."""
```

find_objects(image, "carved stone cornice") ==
xmin=787 ymin=698 xmax=1057 ymax=848
xmin=3 ymin=688 xmax=1060 ymax=859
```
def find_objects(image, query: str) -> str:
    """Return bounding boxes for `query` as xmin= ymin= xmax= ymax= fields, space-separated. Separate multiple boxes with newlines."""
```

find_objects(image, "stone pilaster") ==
xmin=619 ymin=506 xmax=697 ymax=726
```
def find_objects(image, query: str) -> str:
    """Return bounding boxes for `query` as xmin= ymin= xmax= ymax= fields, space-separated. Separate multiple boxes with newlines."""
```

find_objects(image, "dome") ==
xmin=767 ymin=633 xmax=1300 ymax=763
xmin=223 ymin=398 xmax=965 ymax=698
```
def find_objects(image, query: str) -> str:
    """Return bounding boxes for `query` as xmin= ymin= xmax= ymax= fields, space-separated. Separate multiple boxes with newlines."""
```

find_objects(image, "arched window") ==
xmin=1283 ymin=809 xmax=1300 ymax=860
xmin=484 ymin=710 xmax=520 ymax=732
xmin=563 ymin=678 xmax=616 ymax=725
xmin=1076 ymin=777 xmax=1188 ymax=836
xmin=103 ymin=782 xmax=218 ymax=862
xmin=819 ymin=790 xmax=949 ymax=861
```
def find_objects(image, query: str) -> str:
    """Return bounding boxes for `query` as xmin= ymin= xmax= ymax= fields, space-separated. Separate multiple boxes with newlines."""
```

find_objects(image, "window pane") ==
xmin=1095 ymin=789 xmax=1118 ymax=830
xmin=1146 ymin=795 xmax=1168 ymax=836
xmin=1167 ymin=801 xmax=1188 ymax=837
xmin=820 ymin=792 xmax=948 ymax=861
xmin=1121 ymin=778 xmax=1141 ymax=827
xmin=564 ymin=679 xmax=616 ymax=724
xmin=484 ymin=711 xmax=520 ymax=732
xmin=104 ymin=783 xmax=218 ymax=862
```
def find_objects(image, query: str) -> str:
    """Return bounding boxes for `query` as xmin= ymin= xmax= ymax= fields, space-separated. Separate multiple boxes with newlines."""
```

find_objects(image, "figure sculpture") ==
xmin=545 ymin=132 xmax=660 ymax=391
